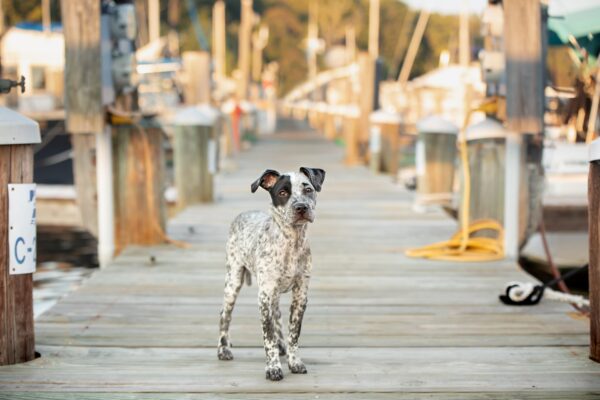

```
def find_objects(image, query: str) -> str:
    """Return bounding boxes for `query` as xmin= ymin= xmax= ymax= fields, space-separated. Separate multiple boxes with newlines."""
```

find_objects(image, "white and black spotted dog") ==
xmin=218 ymin=167 xmax=325 ymax=381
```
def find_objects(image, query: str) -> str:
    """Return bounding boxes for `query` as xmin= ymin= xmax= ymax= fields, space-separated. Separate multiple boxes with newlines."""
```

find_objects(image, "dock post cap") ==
xmin=465 ymin=117 xmax=506 ymax=141
xmin=369 ymin=108 xmax=403 ymax=124
xmin=590 ymin=137 xmax=600 ymax=162
xmin=0 ymin=106 xmax=41 ymax=145
xmin=416 ymin=115 xmax=458 ymax=135
xmin=173 ymin=104 xmax=220 ymax=127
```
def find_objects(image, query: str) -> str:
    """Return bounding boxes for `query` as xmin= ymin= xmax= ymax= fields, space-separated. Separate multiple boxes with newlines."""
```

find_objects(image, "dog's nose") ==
xmin=294 ymin=203 xmax=308 ymax=214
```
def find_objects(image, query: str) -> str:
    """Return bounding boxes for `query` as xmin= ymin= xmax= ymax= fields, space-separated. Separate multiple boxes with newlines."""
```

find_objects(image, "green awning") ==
xmin=548 ymin=6 xmax=600 ymax=58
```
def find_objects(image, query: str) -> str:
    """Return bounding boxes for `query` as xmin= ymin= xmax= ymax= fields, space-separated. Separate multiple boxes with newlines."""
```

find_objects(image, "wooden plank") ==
xmin=2 ymin=393 xmax=600 ymax=400
xmin=0 ymin=346 xmax=599 ymax=393
xmin=60 ymin=0 xmax=103 ymax=134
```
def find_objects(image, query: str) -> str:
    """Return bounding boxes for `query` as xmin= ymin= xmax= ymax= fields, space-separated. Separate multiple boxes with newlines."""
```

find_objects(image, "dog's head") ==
xmin=251 ymin=167 xmax=325 ymax=226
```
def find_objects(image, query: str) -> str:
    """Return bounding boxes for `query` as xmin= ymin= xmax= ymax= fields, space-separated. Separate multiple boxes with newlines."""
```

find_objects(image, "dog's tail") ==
xmin=242 ymin=267 xmax=252 ymax=286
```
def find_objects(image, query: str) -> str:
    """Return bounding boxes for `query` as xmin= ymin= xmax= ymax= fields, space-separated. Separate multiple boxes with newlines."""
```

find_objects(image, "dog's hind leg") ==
xmin=217 ymin=264 xmax=244 ymax=361
xmin=274 ymin=302 xmax=287 ymax=356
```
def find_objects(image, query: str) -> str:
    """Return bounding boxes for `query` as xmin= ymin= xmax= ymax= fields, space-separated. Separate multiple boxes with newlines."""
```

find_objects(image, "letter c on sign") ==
xmin=14 ymin=237 xmax=26 ymax=264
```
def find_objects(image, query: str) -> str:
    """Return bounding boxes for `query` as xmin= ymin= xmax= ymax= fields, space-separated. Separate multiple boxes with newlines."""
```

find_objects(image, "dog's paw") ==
xmin=217 ymin=347 xmax=234 ymax=361
xmin=288 ymin=361 xmax=307 ymax=374
xmin=278 ymin=341 xmax=287 ymax=356
xmin=265 ymin=366 xmax=284 ymax=381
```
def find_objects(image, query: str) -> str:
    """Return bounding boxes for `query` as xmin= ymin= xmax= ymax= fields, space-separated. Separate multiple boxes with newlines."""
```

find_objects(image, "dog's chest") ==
xmin=256 ymin=232 xmax=309 ymax=292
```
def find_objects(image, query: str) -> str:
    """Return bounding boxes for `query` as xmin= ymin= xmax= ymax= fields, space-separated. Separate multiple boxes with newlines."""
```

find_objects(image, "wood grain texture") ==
xmin=0 ymin=128 xmax=598 ymax=394
xmin=113 ymin=125 xmax=166 ymax=253
xmin=463 ymin=138 xmax=505 ymax=232
xmin=504 ymin=0 xmax=544 ymax=134
xmin=173 ymin=125 xmax=214 ymax=208
xmin=71 ymin=134 xmax=98 ymax=237
xmin=417 ymin=133 xmax=456 ymax=205
xmin=0 ymin=145 xmax=35 ymax=365
xmin=589 ymin=161 xmax=600 ymax=362
xmin=60 ymin=0 xmax=103 ymax=134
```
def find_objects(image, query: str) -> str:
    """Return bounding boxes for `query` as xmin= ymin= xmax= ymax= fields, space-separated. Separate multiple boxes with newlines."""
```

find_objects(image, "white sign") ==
xmin=8 ymin=184 xmax=36 ymax=275
xmin=415 ymin=139 xmax=426 ymax=176
xmin=207 ymin=139 xmax=217 ymax=174
xmin=369 ymin=126 xmax=381 ymax=153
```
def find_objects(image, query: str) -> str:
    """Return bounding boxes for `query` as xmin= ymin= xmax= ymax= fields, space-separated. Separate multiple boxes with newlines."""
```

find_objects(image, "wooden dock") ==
xmin=1 ymin=127 xmax=599 ymax=398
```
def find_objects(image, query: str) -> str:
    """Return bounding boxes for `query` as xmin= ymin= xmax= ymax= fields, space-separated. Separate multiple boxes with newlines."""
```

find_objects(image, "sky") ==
xmin=402 ymin=0 xmax=600 ymax=15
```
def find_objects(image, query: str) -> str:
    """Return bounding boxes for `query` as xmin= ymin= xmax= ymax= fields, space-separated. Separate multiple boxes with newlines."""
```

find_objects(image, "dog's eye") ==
xmin=278 ymin=190 xmax=289 ymax=197
xmin=304 ymin=187 xmax=313 ymax=194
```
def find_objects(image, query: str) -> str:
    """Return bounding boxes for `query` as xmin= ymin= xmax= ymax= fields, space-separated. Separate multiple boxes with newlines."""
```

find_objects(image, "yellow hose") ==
xmin=406 ymin=100 xmax=504 ymax=262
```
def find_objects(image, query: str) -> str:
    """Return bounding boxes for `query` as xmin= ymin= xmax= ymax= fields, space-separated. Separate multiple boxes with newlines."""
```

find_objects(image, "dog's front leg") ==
xmin=259 ymin=287 xmax=284 ymax=381
xmin=287 ymin=279 xmax=308 ymax=374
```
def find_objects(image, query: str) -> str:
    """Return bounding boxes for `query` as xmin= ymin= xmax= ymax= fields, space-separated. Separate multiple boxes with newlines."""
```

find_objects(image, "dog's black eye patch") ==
xmin=269 ymin=175 xmax=292 ymax=207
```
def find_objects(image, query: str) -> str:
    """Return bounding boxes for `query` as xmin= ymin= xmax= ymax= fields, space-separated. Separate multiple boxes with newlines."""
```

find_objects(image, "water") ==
xmin=33 ymin=262 xmax=94 ymax=318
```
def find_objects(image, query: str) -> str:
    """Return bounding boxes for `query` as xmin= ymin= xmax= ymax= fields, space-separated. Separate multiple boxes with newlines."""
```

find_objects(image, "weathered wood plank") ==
xmin=1 ymin=346 xmax=599 ymax=393
xmin=2 ymin=393 xmax=600 ymax=400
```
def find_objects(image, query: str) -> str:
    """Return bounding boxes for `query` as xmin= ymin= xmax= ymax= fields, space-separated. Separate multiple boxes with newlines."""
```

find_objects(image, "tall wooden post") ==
xmin=167 ymin=0 xmax=180 ymax=57
xmin=61 ymin=0 xmax=103 ymax=241
xmin=0 ymin=110 xmax=40 ymax=365
xmin=110 ymin=1 xmax=166 ymax=253
xmin=212 ymin=0 xmax=226 ymax=85
xmin=459 ymin=0 xmax=470 ymax=67
xmin=307 ymin=0 xmax=318 ymax=99
xmin=182 ymin=51 xmax=211 ymax=104
xmin=589 ymin=139 xmax=600 ymax=363
xmin=368 ymin=0 xmax=380 ymax=59
xmin=148 ymin=0 xmax=160 ymax=44
xmin=397 ymin=10 xmax=429 ymax=84
xmin=357 ymin=52 xmax=374 ymax=160
xmin=503 ymin=0 xmax=545 ymax=258
xmin=42 ymin=0 xmax=51 ymax=33
xmin=345 ymin=26 xmax=356 ymax=63
xmin=252 ymin=25 xmax=268 ymax=83
xmin=238 ymin=0 xmax=252 ymax=100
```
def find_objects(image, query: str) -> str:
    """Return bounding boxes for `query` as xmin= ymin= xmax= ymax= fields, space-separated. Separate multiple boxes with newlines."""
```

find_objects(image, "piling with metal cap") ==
xmin=0 ymin=107 xmax=40 ymax=365
xmin=415 ymin=115 xmax=458 ymax=207
xmin=589 ymin=137 xmax=600 ymax=363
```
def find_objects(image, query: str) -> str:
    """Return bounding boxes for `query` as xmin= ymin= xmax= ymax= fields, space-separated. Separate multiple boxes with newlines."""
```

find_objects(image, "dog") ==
xmin=217 ymin=167 xmax=325 ymax=381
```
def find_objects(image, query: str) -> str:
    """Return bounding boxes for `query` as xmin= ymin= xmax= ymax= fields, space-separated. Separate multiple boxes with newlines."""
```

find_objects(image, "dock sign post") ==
xmin=0 ymin=106 xmax=40 ymax=365
xmin=8 ymin=184 xmax=36 ymax=275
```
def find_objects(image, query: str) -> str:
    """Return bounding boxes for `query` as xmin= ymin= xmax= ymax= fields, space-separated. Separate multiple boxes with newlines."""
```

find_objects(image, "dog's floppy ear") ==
xmin=251 ymin=169 xmax=281 ymax=193
xmin=299 ymin=167 xmax=326 ymax=192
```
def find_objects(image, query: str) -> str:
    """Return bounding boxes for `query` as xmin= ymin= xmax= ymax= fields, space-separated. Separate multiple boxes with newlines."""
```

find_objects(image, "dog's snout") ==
xmin=294 ymin=203 xmax=309 ymax=214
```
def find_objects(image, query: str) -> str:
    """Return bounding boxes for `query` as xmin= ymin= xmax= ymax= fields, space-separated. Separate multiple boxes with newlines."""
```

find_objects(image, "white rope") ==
xmin=544 ymin=288 xmax=590 ymax=308
xmin=504 ymin=281 xmax=589 ymax=307
xmin=505 ymin=281 xmax=537 ymax=302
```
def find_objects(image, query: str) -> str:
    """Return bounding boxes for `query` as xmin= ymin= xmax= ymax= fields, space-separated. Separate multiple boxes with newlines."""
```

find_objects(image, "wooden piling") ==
xmin=503 ymin=0 xmax=545 ymax=258
xmin=61 ymin=0 xmax=102 ymax=240
xmin=238 ymin=0 xmax=253 ymax=100
xmin=589 ymin=141 xmax=600 ymax=363
xmin=182 ymin=52 xmax=211 ymax=105
xmin=112 ymin=122 xmax=166 ymax=254
xmin=0 ymin=122 xmax=38 ymax=365
xmin=343 ymin=114 xmax=360 ymax=165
